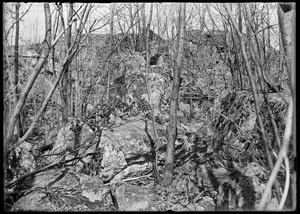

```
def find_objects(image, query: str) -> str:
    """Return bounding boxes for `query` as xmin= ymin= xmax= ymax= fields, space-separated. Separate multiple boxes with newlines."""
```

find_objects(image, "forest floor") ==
xmin=5 ymin=90 xmax=292 ymax=211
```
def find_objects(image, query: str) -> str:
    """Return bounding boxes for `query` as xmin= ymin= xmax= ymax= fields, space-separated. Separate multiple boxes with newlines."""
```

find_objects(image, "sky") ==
xmin=3 ymin=3 xmax=280 ymax=49
xmin=4 ymin=3 xmax=176 ymax=45
xmin=4 ymin=3 xmax=46 ymax=45
xmin=4 ymin=2 xmax=129 ymax=45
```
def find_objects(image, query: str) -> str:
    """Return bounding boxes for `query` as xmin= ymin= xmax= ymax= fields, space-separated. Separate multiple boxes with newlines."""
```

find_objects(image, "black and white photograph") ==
xmin=3 ymin=2 xmax=296 ymax=211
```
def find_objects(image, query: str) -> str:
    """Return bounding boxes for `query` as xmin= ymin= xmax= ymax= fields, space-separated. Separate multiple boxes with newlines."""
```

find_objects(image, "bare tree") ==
xmin=224 ymin=3 xmax=296 ymax=209
xmin=278 ymin=3 xmax=294 ymax=91
xmin=13 ymin=3 xmax=24 ymax=138
xmin=258 ymin=3 xmax=295 ymax=210
xmin=4 ymin=3 xmax=33 ymax=41
xmin=106 ymin=3 xmax=115 ymax=102
xmin=142 ymin=2 xmax=164 ymax=183
xmin=5 ymin=3 xmax=97 ymax=152
xmin=206 ymin=4 xmax=243 ymax=90
xmin=4 ymin=3 xmax=52 ymax=151
xmin=244 ymin=4 xmax=283 ymax=202
xmin=59 ymin=3 xmax=74 ymax=125
xmin=162 ymin=3 xmax=186 ymax=187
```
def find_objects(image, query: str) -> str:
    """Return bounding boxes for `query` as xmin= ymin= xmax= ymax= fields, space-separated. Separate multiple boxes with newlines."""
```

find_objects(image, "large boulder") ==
xmin=99 ymin=118 xmax=164 ymax=182
xmin=112 ymin=183 xmax=157 ymax=211
xmin=11 ymin=168 xmax=115 ymax=211
xmin=45 ymin=117 xmax=165 ymax=182
xmin=46 ymin=119 xmax=95 ymax=164
xmin=11 ymin=166 xmax=160 ymax=211
xmin=10 ymin=118 xmax=166 ymax=211
xmin=6 ymin=141 xmax=36 ymax=181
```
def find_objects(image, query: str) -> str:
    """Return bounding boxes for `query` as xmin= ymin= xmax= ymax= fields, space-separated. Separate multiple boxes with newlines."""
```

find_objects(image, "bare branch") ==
xmin=5 ymin=3 xmax=52 ymax=151
xmin=257 ymin=97 xmax=293 ymax=210
xmin=4 ymin=3 xmax=33 ymax=40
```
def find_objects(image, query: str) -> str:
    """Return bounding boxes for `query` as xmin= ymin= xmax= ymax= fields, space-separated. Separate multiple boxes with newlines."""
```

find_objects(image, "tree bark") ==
xmin=199 ymin=3 xmax=207 ymax=32
xmin=14 ymin=3 xmax=23 ymax=138
xmin=106 ymin=3 xmax=115 ymax=102
xmin=162 ymin=3 xmax=186 ymax=187
xmin=60 ymin=3 xmax=73 ymax=124
xmin=265 ymin=4 xmax=271 ymax=77
xmin=143 ymin=3 xmax=162 ymax=182
xmin=291 ymin=5 xmax=296 ymax=209
xmin=141 ymin=3 xmax=146 ymax=52
xmin=156 ymin=3 xmax=161 ymax=52
xmin=3 ymin=7 xmax=10 ymax=139
xmin=10 ymin=4 xmax=94 ymax=152
xmin=128 ymin=3 xmax=136 ymax=51
xmin=74 ymin=50 xmax=81 ymax=118
xmin=278 ymin=3 xmax=296 ymax=209
xmin=278 ymin=3 xmax=293 ymax=91
xmin=225 ymin=3 xmax=282 ymax=204
xmin=4 ymin=3 xmax=52 ymax=150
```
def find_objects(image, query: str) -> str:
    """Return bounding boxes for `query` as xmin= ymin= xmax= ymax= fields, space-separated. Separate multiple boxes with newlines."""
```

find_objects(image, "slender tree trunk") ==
xmin=171 ymin=17 xmax=175 ymax=53
xmin=188 ymin=58 xmax=193 ymax=120
xmin=136 ymin=4 xmax=141 ymax=51
xmin=238 ymin=3 xmax=242 ymax=32
xmin=10 ymin=2 xmax=94 ymax=151
xmin=57 ymin=4 xmax=66 ymax=124
xmin=5 ymin=3 xmax=52 ymax=150
xmin=246 ymin=4 xmax=283 ymax=202
xmin=141 ymin=3 xmax=146 ymax=52
xmin=51 ymin=14 xmax=61 ymax=131
xmin=3 ymin=10 xmax=10 ymax=139
xmin=161 ymin=15 xmax=168 ymax=42
xmin=278 ymin=3 xmax=293 ymax=90
xmin=60 ymin=3 xmax=73 ymax=124
xmin=128 ymin=3 xmax=136 ymax=51
xmin=237 ymin=3 xmax=244 ymax=89
xmin=278 ymin=3 xmax=296 ymax=209
xmin=199 ymin=3 xmax=207 ymax=32
xmin=225 ymin=3 xmax=282 ymax=204
xmin=74 ymin=51 xmax=81 ymax=118
xmin=290 ymin=5 xmax=296 ymax=209
xmin=143 ymin=3 xmax=162 ymax=182
xmin=266 ymin=4 xmax=271 ymax=78
xmin=67 ymin=4 xmax=74 ymax=114
xmin=162 ymin=3 xmax=186 ymax=187
xmin=107 ymin=3 xmax=114 ymax=102
xmin=12 ymin=50 xmax=74 ymax=152
xmin=14 ymin=3 xmax=23 ymax=138
xmin=278 ymin=27 xmax=284 ymax=79
xmin=156 ymin=3 xmax=162 ymax=52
